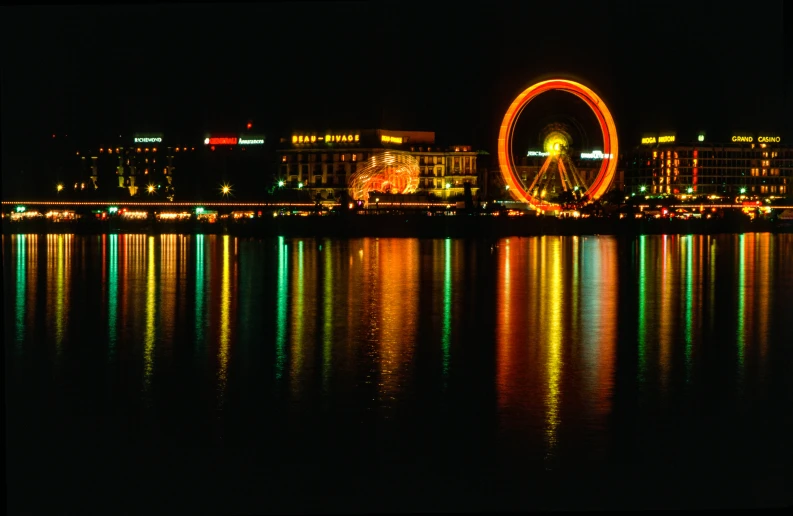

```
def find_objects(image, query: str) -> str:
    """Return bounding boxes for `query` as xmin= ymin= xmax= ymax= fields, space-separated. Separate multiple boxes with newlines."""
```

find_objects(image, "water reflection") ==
xmin=108 ymin=234 xmax=118 ymax=357
xmin=46 ymin=234 xmax=72 ymax=353
xmin=5 ymin=233 xmax=793 ymax=490
xmin=15 ymin=235 xmax=26 ymax=349
xmin=217 ymin=235 xmax=233 ymax=407
xmin=275 ymin=236 xmax=287 ymax=382
xmin=143 ymin=236 xmax=156 ymax=397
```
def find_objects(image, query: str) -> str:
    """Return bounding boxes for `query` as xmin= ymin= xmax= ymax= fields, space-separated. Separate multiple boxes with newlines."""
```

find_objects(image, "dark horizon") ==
xmin=1 ymin=1 xmax=790 ymax=156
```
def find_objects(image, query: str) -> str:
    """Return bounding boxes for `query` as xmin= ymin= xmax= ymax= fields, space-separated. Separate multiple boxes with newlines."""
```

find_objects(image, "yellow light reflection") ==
xmin=376 ymin=239 xmax=419 ymax=417
xmin=290 ymin=240 xmax=306 ymax=399
xmin=53 ymin=234 xmax=71 ymax=353
xmin=217 ymin=235 xmax=232 ymax=407
xmin=159 ymin=235 xmax=177 ymax=350
xmin=544 ymin=237 xmax=563 ymax=465
xmin=322 ymin=240 xmax=333 ymax=395
xmin=25 ymin=235 xmax=38 ymax=342
xmin=659 ymin=235 xmax=674 ymax=390
xmin=143 ymin=236 xmax=156 ymax=396
xmin=756 ymin=234 xmax=772 ymax=361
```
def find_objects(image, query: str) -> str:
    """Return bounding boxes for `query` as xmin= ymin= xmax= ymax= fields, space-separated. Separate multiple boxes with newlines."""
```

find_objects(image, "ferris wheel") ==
xmin=497 ymin=79 xmax=619 ymax=210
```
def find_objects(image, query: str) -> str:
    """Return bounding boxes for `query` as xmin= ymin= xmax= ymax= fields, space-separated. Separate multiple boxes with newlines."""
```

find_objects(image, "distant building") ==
xmin=66 ymin=131 xmax=267 ymax=200
xmin=276 ymin=129 xmax=481 ymax=201
xmin=623 ymin=132 xmax=791 ymax=197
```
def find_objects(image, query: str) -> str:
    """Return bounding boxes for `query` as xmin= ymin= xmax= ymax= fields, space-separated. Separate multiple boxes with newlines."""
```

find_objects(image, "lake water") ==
xmin=4 ymin=233 xmax=793 ymax=513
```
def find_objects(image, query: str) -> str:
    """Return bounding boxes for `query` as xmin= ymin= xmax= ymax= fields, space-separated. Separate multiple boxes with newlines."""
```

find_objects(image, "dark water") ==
xmin=4 ymin=234 xmax=793 ymax=513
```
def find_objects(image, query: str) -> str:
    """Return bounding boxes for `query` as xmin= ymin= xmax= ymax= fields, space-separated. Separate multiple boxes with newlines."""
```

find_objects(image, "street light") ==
xmin=278 ymin=180 xmax=285 ymax=187
xmin=147 ymin=184 xmax=156 ymax=194
xmin=687 ymin=187 xmax=693 ymax=194
xmin=56 ymin=184 xmax=64 ymax=193
xmin=740 ymin=187 xmax=746 ymax=194
xmin=298 ymin=182 xmax=303 ymax=189
xmin=220 ymin=183 xmax=232 ymax=196
xmin=639 ymin=186 xmax=647 ymax=193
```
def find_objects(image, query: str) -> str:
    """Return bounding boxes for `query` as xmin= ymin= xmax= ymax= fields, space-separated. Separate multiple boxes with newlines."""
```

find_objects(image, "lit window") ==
xmin=282 ymin=155 xmax=287 ymax=162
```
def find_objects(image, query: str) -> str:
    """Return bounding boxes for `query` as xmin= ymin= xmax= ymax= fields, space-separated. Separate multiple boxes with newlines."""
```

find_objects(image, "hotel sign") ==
xmin=381 ymin=135 xmax=403 ymax=144
xmin=292 ymin=133 xmax=360 ymax=144
xmin=641 ymin=134 xmax=676 ymax=144
xmin=730 ymin=134 xmax=781 ymax=143
xmin=134 ymin=133 xmax=163 ymax=143
xmin=238 ymin=136 xmax=265 ymax=145
xmin=580 ymin=151 xmax=613 ymax=159
xmin=205 ymin=137 xmax=238 ymax=145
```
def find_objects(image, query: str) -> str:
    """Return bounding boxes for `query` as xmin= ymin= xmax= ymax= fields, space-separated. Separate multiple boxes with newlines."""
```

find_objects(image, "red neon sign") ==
xmin=208 ymin=137 xmax=237 ymax=145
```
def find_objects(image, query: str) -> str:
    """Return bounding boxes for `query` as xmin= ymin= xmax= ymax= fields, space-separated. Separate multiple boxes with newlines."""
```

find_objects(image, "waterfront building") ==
xmin=623 ymin=132 xmax=791 ymax=197
xmin=276 ymin=129 xmax=482 ymax=201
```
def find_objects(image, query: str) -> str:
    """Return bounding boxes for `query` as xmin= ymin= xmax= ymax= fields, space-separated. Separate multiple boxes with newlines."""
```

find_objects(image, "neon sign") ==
xmin=658 ymin=135 xmax=675 ymax=143
xmin=238 ymin=138 xmax=264 ymax=145
xmin=527 ymin=151 xmax=550 ymax=157
xmin=758 ymin=135 xmax=781 ymax=143
xmin=732 ymin=135 xmax=753 ymax=142
xmin=292 ymin=133 xmax=360 ymax=144
xmin=580 ymin=151 xmax=612 ymax=159
xmin=205 ymin=137 xmax=238 ymax=145
xmin=641 ymin=137 xmax=656 ymax=144
xmin=134 ymin=137 xmax=162 ymax=143
xmin=381 ymin=135 xmax=403 ymax=144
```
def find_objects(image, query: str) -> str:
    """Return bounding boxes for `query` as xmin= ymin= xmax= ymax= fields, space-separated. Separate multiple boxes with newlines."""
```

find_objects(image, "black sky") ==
xmin=1 ymin=1 xmax=790 ymax=157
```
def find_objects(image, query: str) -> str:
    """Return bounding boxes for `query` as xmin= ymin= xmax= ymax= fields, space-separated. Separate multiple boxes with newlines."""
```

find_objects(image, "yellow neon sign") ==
xmin=641 ymin=137 xmax=656 ymax=144
xmin=381 ymin=135 xmax=403 ymax=144
xmin=292 ymin=134 xmax=360 ymax=144
xmin=732 ymin=135 xmax=753 ymax=143
xmin=658 ymin=135 xmax=675 ymax=143
xmin=758 ymin=135 xmax=781 ymax=143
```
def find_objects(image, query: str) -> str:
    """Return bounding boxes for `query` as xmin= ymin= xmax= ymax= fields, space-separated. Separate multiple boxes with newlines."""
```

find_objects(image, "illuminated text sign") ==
xmin=205 ymin=137 xmax=238 ymax=145
xmin=381 ymin=135 xmax=403 ymax=144
xmin=758 ymin=135 xmax=781 ymax=143
xmin=292 ymin=133 xmax=360 ymax=144
xmin=732 ymin=135 xmax=753 ymax=143
xmin=238 ymin=138 xmax=264 ymax=145
xmin=527 ymin=151 xmax=550 ymax=157
xmin=134 ymin=137 xmax=162 ymax=143
xmin=642 ymin=135 xmax=675 ymax=144
xmin=580 ymin=151 xmax=613 ymax=159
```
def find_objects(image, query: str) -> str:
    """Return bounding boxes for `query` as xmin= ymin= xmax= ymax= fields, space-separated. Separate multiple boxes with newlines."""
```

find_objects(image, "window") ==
xmin=282 ymin=155 xmax=287 ymax=162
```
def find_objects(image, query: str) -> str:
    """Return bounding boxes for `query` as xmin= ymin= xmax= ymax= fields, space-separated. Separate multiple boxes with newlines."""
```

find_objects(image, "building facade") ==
xmin=276 ymin=129 xmax=480 ymax=200
xmin=624 ymin=132 xmax=791 ymax=197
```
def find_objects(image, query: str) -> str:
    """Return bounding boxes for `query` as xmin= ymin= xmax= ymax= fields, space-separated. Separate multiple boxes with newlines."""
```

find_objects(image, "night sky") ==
xmin=1 ymin=1 xmax=790 ymax=161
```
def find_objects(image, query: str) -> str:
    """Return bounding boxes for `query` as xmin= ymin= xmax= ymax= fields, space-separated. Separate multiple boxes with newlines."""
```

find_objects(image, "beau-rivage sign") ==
xmin=292 ymin=133 xmax=360 ymax=144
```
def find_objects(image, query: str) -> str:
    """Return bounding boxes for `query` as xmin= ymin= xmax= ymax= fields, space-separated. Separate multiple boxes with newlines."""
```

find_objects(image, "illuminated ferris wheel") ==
xmin=498 ymin=79 xmax=619 ymax=210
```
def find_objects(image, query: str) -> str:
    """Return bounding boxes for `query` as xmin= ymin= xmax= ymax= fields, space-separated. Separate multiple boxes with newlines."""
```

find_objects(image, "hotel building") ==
xmin=623 ymin=132 xmax=791 ymax=197
xmin=65 ymin=132 xmax=267 ymax=200
xmin=276 ymin=129 xmax=481 ymax=200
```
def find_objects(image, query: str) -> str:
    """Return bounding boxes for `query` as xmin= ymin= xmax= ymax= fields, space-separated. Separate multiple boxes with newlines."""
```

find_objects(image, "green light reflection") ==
xmin=684 ymin=236 xmax=693 ymax=382
xmin=109 ymin=234 xmax=118 ymax=358
xmin=637 ymin=235 xmax=647 ymax=382
xmin=275 ymin=236 xmax=287 ymax=381
xmin=15 ymin=235 xmax=26 ymax=349
xmin=442 ymin=238 xmax=452 ymax=382
xmin=195 ymin=234 xmax=205 ymax=346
